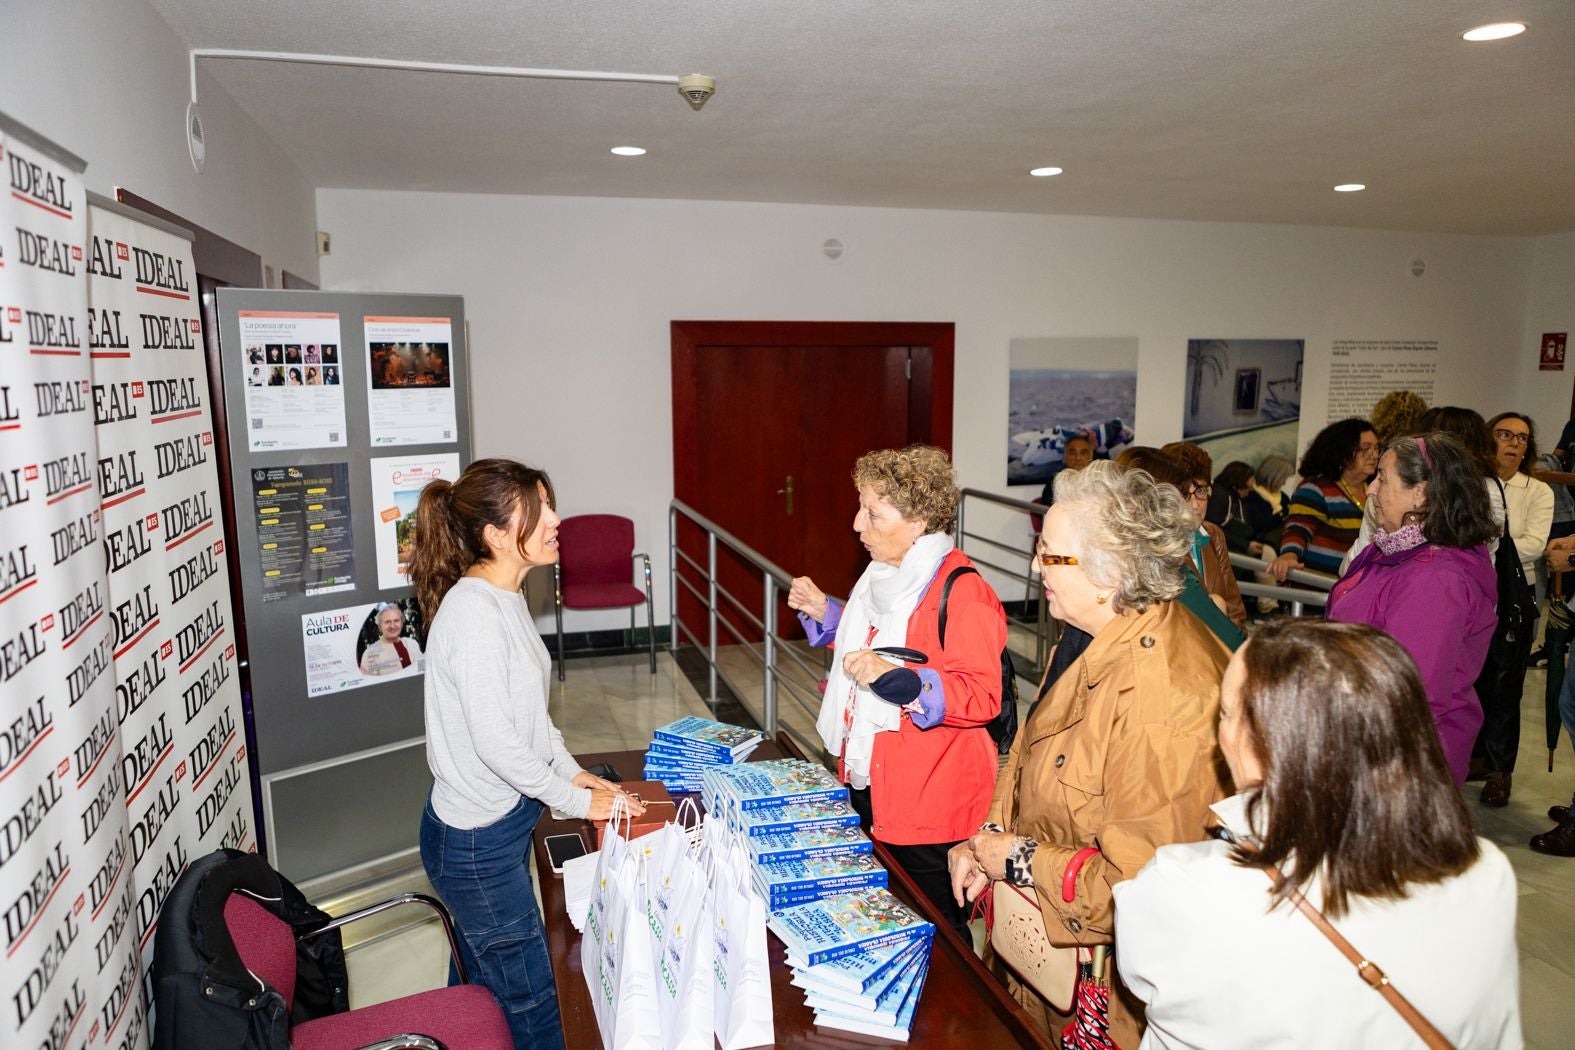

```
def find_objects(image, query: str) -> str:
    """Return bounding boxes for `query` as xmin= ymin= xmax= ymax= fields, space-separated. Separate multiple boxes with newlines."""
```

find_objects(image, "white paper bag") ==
xmin=711 ymin=838 xmax=775 ymax=1049
xmin=581 ymin=798 xmax=663 ymax=1049
xmin=652 ymin=845 xmax=714 ymax=1050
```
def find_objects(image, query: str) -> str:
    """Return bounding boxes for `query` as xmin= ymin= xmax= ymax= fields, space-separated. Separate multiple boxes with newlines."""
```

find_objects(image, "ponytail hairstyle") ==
xmin=408 ymin=458 xmax=556 ymax=625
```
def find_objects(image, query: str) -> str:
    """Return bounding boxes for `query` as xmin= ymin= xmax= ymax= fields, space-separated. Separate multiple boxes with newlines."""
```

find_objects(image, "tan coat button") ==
xmin=1140 ymin=635 xmax=1156 ymax=648
xmin=1066 ymin=917 xmax=1082 ymax=932
xmin=1055 ymin=754 xmax=1066 ymax=768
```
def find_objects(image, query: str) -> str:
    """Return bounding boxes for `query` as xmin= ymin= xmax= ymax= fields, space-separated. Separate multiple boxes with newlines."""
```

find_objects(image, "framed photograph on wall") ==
xmin=1233 ymin=368 xmax=1261 ymax=414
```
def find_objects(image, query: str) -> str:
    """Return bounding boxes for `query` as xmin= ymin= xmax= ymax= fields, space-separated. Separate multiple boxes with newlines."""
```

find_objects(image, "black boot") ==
xmin=1530 ymin=817 xmax=1575 ymax=857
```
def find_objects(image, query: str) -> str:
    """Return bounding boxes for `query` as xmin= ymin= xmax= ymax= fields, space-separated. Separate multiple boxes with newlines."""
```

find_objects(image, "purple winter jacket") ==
xmin=1327 ymin=540 xmax=1496 ymax=784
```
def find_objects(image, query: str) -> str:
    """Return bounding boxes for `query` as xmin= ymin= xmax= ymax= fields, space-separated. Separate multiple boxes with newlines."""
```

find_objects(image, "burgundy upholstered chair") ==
xmin=224 ymin=891 xmax=510 ymax=1050
xmin=552 ymin=513 xmax=656 ymax=681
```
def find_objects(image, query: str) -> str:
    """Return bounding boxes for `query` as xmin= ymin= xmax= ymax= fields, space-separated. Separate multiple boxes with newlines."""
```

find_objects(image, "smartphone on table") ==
xmin=545 ymin=832 xmax=589 ymax=874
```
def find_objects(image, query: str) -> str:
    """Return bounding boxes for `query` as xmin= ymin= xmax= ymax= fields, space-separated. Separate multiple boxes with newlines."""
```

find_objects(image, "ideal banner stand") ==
xmin=1 ymin=111 xmax=253 ymax=1050
xmin=213 ymin=288 xmax=471 ymax=884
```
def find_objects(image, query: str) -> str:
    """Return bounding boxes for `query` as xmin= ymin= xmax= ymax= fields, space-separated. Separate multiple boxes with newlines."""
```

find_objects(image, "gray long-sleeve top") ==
xmin=424 ymin=576 xmax=590 ymax=828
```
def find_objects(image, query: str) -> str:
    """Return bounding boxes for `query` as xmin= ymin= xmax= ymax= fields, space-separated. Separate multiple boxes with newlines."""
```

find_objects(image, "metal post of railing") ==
xmin=668 ymin=506 xmax=678 ymax=655
xmin=707 ymin=531 xmax=718 ymax=702
xmin=763 ymin=575 xmax=779 ymax=735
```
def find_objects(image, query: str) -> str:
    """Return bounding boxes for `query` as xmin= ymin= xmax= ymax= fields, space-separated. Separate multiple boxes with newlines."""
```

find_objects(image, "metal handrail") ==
xmin=669 ymin=499 xmax=824 ymax=751
xmin=956 ymin=488 xmax=1055 ymax=671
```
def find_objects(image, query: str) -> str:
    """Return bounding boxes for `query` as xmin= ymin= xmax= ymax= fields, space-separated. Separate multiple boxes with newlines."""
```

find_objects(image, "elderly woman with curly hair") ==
xmin=789 ymin=445 xmax=1006 ymax=940
xmin=947 ymin=461 xmax=1231 ymax=1047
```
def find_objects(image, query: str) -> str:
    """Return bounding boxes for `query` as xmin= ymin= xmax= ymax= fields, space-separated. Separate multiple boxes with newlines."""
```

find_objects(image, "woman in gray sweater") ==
xmin=410 ymin=458 xmax=641 ymax=1049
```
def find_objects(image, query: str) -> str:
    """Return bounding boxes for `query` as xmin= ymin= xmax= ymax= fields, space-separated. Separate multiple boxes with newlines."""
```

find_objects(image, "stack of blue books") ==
xmin=771 ymin=888 xmax=936 ymax=1041
xmin=752 ymin=852 xmax=888 ymax=908
xmin=640 ymin=715 xmax=763 ymax=792
xmin=700 ymin=757 xmax=849 ymax=815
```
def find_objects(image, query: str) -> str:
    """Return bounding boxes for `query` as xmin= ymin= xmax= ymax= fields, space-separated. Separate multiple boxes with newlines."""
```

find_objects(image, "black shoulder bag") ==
xmin=937 ymin=566 xmax=1019 ymax=754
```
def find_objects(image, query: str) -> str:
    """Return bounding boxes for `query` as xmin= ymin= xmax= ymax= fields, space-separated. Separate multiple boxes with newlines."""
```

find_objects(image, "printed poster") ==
xmin=364 ymin=315 xmax=457 ymax=445
xmin=301 ymin=597 xmax=425 ymax=696
xmin=370 ymin=452 xmax=460 ymax=590
xmin=1007 ymin=337 xmax=1138 ymax=486
xmin=250 ymin=463 xmax=357 ymax=600
xmin=238 ymin=310 xmax=347 ymax=450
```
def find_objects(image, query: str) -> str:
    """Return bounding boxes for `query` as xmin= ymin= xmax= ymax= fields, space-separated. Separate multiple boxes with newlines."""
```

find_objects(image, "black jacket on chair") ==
xmin=151 ymin=849 xmax=349 ymax=1050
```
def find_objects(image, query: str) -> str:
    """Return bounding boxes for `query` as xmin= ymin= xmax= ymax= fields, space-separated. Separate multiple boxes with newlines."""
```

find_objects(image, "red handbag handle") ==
xmin=1061 ymin=846 xmax=1101 ymax=903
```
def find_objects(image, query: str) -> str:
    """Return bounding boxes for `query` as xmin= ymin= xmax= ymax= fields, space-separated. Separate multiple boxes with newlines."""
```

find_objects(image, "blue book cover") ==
xmin=650 ymin=716 xmax=762 ymax=759
xmin=791 ymin=936 xmax=930 ymax=1009
xmin=729 ymin=798 xmax=861 ymax=838
xmin=752 ymin=853 xmax=887 ymax=901
xmin=746 ymin=825 xmax=873 ymax=865
xmin=767 ymin=888 xmax=934 ymax=966
xmin=645 ymin=741 xmax=732 ymax=765
xmin=705 ymin=759 xmax=849 ymax=811
xmin=805 ymin=941 xmax=929 ymax=1027
xmin=813 ymin=952 xmax=929 ymax=1040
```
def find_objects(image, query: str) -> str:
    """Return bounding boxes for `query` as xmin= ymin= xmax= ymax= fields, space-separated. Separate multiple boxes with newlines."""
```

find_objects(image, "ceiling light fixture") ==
xmin=1029 ymin=167 xmax=1064 ymax=177
xmin=1462 ymin=22 xmax=1527 ymax=41
xmin=1333 ymin=183 xmax=1366 ymax=192
xmin=183 ymin=49 xmax=715 ymax=173
xmin=610 ymin=146 xmax=647 ymax=156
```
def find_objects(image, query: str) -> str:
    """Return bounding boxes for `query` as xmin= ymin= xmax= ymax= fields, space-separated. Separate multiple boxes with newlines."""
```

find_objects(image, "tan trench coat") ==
xmin=987 ymin=599 xmax=1231 ymax=1047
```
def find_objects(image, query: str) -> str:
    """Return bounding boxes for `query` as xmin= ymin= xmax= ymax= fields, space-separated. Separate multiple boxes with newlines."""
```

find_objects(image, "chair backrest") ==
xmin=224 ymin=893 xmax=298 ymax=1014
xmin=558 ymin=514 xmax=636 ymax=586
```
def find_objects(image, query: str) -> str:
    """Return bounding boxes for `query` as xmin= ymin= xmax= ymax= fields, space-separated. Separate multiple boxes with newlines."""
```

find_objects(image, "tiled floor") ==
xmin=345 ymin=648 xmax=1575 ymax=1047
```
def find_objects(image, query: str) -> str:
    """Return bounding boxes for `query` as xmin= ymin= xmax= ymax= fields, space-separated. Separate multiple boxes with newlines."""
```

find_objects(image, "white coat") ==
xmin=1113 ymin=794 xmax=1522 ymax=1049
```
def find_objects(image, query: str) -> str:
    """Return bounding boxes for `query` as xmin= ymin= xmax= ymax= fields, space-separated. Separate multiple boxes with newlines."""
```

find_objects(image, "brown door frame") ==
xmin=671 ymin=320 xmax=955 ymax=505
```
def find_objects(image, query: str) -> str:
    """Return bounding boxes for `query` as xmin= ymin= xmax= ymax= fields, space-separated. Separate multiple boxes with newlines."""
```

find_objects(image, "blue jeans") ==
xmin=420 ymin=795 xmax=563 ymax=1050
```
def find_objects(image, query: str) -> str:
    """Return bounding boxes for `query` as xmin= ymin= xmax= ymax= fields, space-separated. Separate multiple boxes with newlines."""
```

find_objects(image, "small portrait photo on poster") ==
xmin=305 ymin=343 xmax=321 ymax=363
xmin=357 ymin=598 xmax=425 ymax=677
xmin=248 ymin=345 xmax=265 ymax=364
xmin=268 ymin=366 xmax=286 ymax=386
xmin=305 ymin=365 xmax=322 ymax=385
xmin=369 ymin=341 xmax=452 ymax=390
xmin=322 ymin=366 xmax=340 ymax=385
xmin=266 ymin=344 xmax=284 ymax=364
xmin=287 ymin=367 xmax=304 ymax=387
xmin=285 ymin=344 xmax=302 ymax=363
xmin=249 ymin=365 xmax=265 ymax=387
xmin=322 ymin=344 xmax=340 ymax=364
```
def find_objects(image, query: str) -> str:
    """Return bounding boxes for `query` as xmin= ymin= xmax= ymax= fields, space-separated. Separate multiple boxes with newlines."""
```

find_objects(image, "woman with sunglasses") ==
xmin=1471 ymin=412 xmax=1553 ymax=807
xmin=947 ymin=461 xmax=1230 ymax=1047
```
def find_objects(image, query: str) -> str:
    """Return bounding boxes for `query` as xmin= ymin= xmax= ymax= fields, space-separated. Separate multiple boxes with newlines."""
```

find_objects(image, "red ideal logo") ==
xmin=146 ymin=513 xmax=159 ymax=531
xmin=115 ymin=241 xmax=129 ymax=261
xmin=201 ymin=431 xmax=213 ymax=446
xmin=225 ymin=643 xmax=236 ymax=660
xmin=213 ymin=539 xmax=225 ymax=555
xmin=189 ymin=319 xmax=201 ymax=334
xmin=6 ymin=307 xmax=19 ymax=323
xmin=70 ymin=245 xmax=82 ymax=261
xmin=160 ymin=639 xmax=174 ymax=660
xmin=175 ymin=760 xmax=188 ymax=781
xmin=40 ymin=613 xmax=54 ymax=631
xmin=131 ymin=381 xmax=145 ymax=398
xmin=23 ymin=465 xmax=38 ymax=482
xmin=57 ymin=758 xmax=71 ymax=778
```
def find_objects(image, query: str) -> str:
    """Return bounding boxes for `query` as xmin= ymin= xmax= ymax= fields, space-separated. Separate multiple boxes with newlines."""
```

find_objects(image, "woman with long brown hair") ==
xmin=1116 ymin=620 xmax=1520 ymax=1048
xmin=409 ymin=457 xmax=640 ymax=1049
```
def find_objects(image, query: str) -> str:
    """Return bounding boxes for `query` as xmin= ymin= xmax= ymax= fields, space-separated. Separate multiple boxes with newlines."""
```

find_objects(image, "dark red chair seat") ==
xmin=291 ymin=985 xmax=511 ymax=1050
xmin=562 ymin=581 xmax=647 ymax=609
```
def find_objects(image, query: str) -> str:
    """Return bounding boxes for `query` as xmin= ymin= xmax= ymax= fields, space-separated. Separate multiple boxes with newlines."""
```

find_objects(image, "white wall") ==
xmin=318 ymin=187 xmax=1546 ymax=626
xmin=1517 ymin=232 xmax=1575 ymax=443
xmin=3 ymin=0 xmax=319 ymax=281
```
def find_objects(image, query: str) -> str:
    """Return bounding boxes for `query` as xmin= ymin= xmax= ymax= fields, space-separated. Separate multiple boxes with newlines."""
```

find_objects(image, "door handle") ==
xmin=776 ymin=475 xmax=794 ymax=515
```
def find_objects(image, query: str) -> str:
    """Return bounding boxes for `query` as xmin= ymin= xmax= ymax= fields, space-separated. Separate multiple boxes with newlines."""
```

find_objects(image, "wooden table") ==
xmin=531 ymin=735 xmax=1052 ymax=1049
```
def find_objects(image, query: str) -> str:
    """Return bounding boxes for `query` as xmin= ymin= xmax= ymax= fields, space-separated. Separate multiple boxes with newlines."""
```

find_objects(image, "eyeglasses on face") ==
xmin=1034 ymin=546 xmax=1079 ymax=567
xmin=1185 ymin=484 xmax=1212 ymax=500
xmin=1494 ymin=429 xmax=1530 ymax=446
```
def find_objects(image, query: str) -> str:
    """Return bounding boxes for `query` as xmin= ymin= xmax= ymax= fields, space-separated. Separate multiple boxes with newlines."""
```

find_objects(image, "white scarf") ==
xmin=816 ymin=532 xmax=954 ymax=789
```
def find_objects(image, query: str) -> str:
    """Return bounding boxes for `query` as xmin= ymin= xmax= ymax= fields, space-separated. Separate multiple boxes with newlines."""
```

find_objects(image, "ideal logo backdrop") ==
xmin=1 ymin=117 xmax=253 ymax=1050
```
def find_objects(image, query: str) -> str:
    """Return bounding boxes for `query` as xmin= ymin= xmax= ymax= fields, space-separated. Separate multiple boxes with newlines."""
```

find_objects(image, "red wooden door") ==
xmin=672 ymin=322 xmax=954 ymax=646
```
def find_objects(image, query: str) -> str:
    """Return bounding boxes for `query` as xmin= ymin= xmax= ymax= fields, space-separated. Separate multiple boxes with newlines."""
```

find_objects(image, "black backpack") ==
xmin=937 ymin=566 xmax=1019 ymax=755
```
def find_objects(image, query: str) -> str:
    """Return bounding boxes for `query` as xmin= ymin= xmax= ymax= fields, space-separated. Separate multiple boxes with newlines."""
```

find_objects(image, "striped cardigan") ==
xmin=1278 ymin=478 xmax=1363 ymax=575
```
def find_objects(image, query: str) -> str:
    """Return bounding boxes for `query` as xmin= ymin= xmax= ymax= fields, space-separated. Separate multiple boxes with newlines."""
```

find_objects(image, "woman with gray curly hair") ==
xmin=947 ymin=461 xmax=1231 ymax=1047
xmin=789 ymin=445 xmax=1007 ymax=941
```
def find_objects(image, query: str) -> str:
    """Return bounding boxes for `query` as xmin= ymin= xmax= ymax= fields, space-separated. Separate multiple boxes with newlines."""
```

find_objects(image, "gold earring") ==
xmin=1095 ymin=592 xmax=1110 ymax=605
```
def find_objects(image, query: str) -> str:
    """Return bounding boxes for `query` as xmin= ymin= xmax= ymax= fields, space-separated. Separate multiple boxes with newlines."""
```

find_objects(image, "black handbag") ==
xmin=1487 ymin=480 xmax=1538 ymax=665
xmin=937 ymin=566 xmax=1019 ymax=754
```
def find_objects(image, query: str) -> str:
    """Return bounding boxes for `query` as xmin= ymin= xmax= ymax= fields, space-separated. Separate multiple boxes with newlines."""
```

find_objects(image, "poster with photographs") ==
xmin=1007 ymin=337 xmax=1139 ymax=486
xmin=238 ymin=310 xmax=347 ymax=450
xmin=364 ymin=315 xmax=457 ymax=446
xmin=370 ymin=452 xmax=460 ymax=590
xmin=1183 ymin=338 xmax=1304 ymax=473
xmin=300 ymin=597 xmax=425 ymax=696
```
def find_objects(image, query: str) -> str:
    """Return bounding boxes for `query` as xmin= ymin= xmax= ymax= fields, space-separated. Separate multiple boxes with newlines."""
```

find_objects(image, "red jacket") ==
xmin=815 ymin=550 xmax=1007 ymax=846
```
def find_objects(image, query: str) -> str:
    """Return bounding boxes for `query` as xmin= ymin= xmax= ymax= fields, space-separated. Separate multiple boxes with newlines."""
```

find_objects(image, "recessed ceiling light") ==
xmin=1462 ymin=22 xmax=1526 ymax=41
xmin=1029 ymin=166 xmax=1063 ymax=177
xmin=1333 ymin=183 xmax=1366 ymax=192
xmin=610 ymin=146 xmax=647 ymax=156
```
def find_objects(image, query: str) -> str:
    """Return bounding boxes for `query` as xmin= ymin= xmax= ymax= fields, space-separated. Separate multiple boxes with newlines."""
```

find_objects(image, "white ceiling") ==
xmin=148 ymin=0 xmax=1575 ymax=235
